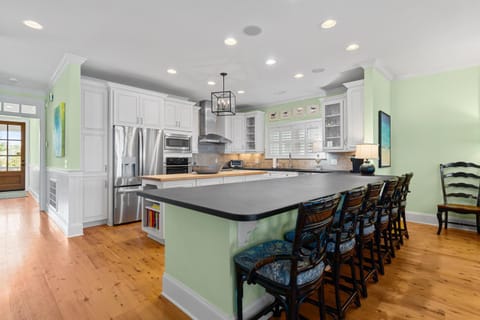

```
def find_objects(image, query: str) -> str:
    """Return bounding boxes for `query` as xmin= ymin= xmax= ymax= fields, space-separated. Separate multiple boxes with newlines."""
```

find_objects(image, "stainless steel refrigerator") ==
xmin=113 ymin=126 xmax=162 ymax=225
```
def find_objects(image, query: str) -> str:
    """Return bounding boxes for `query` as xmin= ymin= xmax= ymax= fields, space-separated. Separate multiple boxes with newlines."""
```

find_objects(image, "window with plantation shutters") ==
xmin=266 ymin=119 xmax=324 ymax=159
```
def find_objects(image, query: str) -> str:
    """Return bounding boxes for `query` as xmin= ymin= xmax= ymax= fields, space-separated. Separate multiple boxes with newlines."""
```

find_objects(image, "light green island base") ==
xmin=162 ymin=204 xmax=297 ymax=319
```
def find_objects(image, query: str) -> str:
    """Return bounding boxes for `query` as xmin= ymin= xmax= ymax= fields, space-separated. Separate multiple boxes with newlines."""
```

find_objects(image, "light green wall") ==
xmin=29 ymin=119 xmax=40 ymax=166
xmin=46 ymin=64 xmax=82 ymax=169
xmin=164 ymin=204 xmax=296 ymax=316
xmin=363 ymin=67 xmax=392 ymax=175
xmin=391 ymin=66 xmax=480 ymax=214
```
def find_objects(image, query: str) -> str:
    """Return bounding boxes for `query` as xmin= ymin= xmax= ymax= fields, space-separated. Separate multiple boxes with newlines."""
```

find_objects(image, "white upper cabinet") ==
xmin=164 ymin=98 xmax=195 ymax=132
xmin=322 ymin=96 xmax=346 ymax=151
xmin=140 ymin=94 xmax=165 ymax=128
xmin=113 ymin=89 xmax=139 ymax=126
xmin=321 ymin=80 xmax=364 ymax=152
xmin=244 ymin=111 xmax=265 ymax=153
xmin=224 ymin=111 xmax=265 ymax=153
xmin=192 ymin=106 xmax=200 ymax=153
xmin=343 ymin=80 xmax=364 ymax=150
xmin=110 ymin=83 xmax=166 ymax=128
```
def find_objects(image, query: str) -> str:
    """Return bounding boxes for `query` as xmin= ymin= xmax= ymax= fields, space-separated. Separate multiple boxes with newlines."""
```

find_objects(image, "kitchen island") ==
xmin=138 ymin=172 xmax=385 ymax=319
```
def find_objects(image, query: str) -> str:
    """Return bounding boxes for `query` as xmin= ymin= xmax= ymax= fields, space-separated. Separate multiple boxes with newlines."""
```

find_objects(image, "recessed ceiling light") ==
xmin=275 ymin=90 xmax=287 ymax=95
xmin=312 ymin=68 xmax=325 ymax=73
xmin=23 ymin=20 xmax=43 ymax=30
xmin=346 ymin=43 xmax=360 ymax=51
xmin=207 ymin=81 xmax=216 ymax=86
xmin=321 ymin=19 xmax=337 ymax=29
xmin=9 ymin=77 xmax=18 ymax=83
xmin=294 ymin=73 xmax=304 ymax=79
xmin=224 ymin=37 xmax=237 ymax=46
xmin=167 ymin=68 xmax=177 ymax=74
xmin=243 ymin=25 xmax=262 ymax=36
xmin=237 ymin=90 xmax=245 ymax=94
xmin=265 ymin=59 xmax=277 ymax=66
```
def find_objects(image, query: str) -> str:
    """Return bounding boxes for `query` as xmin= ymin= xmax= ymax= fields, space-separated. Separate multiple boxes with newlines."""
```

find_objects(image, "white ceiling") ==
xmin=1 ymin=0 xmax=480 ymax=107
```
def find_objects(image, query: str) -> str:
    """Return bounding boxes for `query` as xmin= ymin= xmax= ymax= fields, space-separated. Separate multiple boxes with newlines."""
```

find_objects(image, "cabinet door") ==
xmin=345 ymin=85 xmax=364 ymax=150
xmin=177 ymin=104 xmax=193 ymax=131
xmin=231 ymin=115 xmax=245 ymax=152
xmin=83 ymin=176 xmax=108 ymax=223
xmin=244 ymin=115 xmax=256 ymax=152
xmin=164 ymin=101 xmax=178 ymax=129
xmin=322 ymin=98 xmax=345 ymax=151
xmin=223 ymin=117 xmax=233 ymax=153
xmin=113 ymin=89 xmax=139 ymax=126
xmin=82 ymin=85 xmax=107 ymax=132
xmin=254 ymin=112 xmax=265 ymax=152
xmin=141 ymin=95 xmax=164 ymax=128
xmin=196 ymin=177 xmax=223 ymax=186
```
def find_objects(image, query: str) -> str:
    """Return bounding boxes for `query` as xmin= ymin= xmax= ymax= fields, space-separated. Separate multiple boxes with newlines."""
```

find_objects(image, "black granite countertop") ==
xmin=138 ymin=172 xmax=386 ymax=222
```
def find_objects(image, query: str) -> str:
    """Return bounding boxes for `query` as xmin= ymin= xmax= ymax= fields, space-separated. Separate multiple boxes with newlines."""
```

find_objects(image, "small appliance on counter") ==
xmin=229 ymin=160 xmax=244 ymax=168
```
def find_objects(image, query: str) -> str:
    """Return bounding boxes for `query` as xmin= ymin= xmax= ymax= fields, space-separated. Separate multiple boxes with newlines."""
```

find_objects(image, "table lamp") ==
xmin=355 ymin=143 xmax=378 ymax=175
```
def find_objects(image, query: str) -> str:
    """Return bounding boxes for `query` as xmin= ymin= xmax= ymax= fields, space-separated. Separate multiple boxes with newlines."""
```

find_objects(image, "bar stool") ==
xmin=324 ymin=187 xmax=367 ymax=319
xmin=374 ymin=178 xmax=398 ymax=275
xmin=355 ymin=181 xmax=384 ymax=298
xmin=398 ymin=172 xmax=414 ymax=244
xmin=234 ymin=194 xmax=341 ymax=320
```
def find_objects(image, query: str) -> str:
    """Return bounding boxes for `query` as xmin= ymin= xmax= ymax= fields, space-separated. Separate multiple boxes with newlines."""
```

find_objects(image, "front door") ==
xmin=0 ymin=121 xmax=25 ymax=191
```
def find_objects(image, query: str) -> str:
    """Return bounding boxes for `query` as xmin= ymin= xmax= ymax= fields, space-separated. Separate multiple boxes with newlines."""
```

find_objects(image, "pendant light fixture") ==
xmin=211 ymin=72 xmax=236 ymax=116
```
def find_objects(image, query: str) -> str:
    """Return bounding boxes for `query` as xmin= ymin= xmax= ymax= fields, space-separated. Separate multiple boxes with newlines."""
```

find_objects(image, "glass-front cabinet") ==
xmin=322 ymin=97 xmax=345 ymax=151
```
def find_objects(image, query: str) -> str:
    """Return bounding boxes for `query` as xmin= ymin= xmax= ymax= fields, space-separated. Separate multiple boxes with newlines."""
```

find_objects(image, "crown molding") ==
xmin=394 ymin=63 xmax=480 ymax=80
xmin=357 ymin=59 xmax=395 ymax=81
xmin=49 ymin=53 xmax=87 ymax=88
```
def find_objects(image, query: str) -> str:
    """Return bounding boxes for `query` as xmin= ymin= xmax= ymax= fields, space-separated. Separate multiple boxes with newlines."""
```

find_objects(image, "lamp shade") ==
xmin=355 ymin=144 xmax=378 ymax=160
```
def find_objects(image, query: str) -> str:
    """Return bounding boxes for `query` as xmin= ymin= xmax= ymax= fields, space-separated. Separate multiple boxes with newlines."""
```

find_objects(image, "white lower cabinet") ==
xmin=141 ymin=171 xmax=301 ymax=243
xmin=223 ymin=176 xmax=246 ymax=184
xmin=196 ymin=178 xmax=224 ymax=186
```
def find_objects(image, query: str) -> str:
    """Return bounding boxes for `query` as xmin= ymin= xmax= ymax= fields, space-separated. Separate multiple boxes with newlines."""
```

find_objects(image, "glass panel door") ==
xmin=0 ymin=121 xmax=25 ymax=190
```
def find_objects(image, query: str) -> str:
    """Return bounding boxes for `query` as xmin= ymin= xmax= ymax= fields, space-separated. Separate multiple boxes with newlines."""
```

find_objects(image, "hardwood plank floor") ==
xmin=1 ymin=195 xmax=479 ymax=319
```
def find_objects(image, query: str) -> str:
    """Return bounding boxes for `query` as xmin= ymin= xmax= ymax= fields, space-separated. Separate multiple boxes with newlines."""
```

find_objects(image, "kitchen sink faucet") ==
xmin=288 ymin=153 xmax=293 ymax=168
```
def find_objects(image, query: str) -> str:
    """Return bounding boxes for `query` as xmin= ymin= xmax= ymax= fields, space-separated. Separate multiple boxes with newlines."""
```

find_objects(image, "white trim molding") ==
xmin=358 ymin=59 xmax=395 ymax=81
xmin=162 ymin=273 xmax=274 ymax=320
xmin=49 ymin=53 xmax=87 ymax=88
xmin=406 ymin=210 xmax=478 ymax=232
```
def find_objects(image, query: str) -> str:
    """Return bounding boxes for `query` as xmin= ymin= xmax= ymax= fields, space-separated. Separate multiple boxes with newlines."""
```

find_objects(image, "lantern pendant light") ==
xmin=211 ymin=72 xmax=236 ymax=116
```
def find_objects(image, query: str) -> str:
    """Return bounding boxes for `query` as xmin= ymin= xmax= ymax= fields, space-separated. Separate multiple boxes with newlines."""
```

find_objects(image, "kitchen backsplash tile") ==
xmin=221 ymin=152 xmax=355 ymax=171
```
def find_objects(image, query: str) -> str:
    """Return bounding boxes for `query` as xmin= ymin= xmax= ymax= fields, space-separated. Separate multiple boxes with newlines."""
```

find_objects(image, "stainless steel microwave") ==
xmin=163 ymin=132 xmax=192 ymax=153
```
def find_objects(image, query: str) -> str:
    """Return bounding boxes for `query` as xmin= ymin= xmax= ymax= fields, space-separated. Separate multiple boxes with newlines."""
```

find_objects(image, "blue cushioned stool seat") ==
xmin=234 ymin=240 xmax=326 ymax=286
xmin=326 ymin=238 xmax=356 ymax=254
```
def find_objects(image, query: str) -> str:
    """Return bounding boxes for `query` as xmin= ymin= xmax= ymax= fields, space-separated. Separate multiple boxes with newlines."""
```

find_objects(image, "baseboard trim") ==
xmin=407 ymin=211 xmax=478 ymax=232
xmin=0 ymin=190 xmax=27 ymax=199
xmin=28 ymin=189 xmax=39 ymax=203
xmin=47 ymin=208 xmax=68 ymax=235
xmin=162 ymin=273 xmax=274 ymax=320
xmin=83 ymin=219 xmax=107 ymax=228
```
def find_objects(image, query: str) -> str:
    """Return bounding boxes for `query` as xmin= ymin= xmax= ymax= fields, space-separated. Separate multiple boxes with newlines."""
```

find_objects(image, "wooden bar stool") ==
xmin=355 ymin=181 xmax=384 ymax=298
xmin=234 ymin=194 xmax=341 ymax=320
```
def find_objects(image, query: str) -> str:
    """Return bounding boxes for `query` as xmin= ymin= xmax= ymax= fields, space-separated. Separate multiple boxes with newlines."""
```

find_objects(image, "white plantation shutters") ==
xmin=267 ymin=120 xmax=323 ymax=158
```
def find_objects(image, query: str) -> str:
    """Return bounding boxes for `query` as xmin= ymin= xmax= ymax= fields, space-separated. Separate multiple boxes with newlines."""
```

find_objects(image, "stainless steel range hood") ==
xmin=198 ymin=100 xmax=232 ymax=144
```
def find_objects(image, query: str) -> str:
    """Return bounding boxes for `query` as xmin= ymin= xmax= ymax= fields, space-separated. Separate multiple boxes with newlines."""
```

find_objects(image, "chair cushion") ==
xmin=234 ymin=240 xmax=325 ymax=286
xmin=326 ymin=238 xmax=356 ymax=254
xmin=356 ymin=224 xmax=375 ymax=236
xmin=284 ymin=230 xmax=295 ymax=242
xmin=438 ymin=203 xmax=480 ymax=213
xmin=380 ymin=215 xmax=389 ymax=223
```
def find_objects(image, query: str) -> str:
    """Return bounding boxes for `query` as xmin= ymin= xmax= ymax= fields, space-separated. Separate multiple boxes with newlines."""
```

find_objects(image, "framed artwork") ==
xmin=54 ymin=102 xmax=65 ymax=157
xmin=294 ymin=107 xmax=305 ymax=117
xmin=281 ymin=110 xmax=290 ymax=119
xmin=378 ymin=110 xmax=391 ymax=167
xmin=269 ymin=111 xmax=279 ymax=121
xmin=308 ymin=105 xmax=319 ymax=114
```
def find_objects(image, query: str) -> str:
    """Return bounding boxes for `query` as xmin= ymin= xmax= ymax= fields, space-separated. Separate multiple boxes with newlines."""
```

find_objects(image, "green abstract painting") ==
xmin=54 ymin=102 xmax=65 ymax=157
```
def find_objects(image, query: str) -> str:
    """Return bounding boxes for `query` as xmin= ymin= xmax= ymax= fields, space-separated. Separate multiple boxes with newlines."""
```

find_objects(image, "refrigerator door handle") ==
xmin=139 ymin=129 xmax=144 ymax=176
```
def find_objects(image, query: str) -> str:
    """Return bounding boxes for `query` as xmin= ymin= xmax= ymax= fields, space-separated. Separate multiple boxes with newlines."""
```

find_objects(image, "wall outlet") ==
xmin=330 ymin=158 xmax=337 ymax=165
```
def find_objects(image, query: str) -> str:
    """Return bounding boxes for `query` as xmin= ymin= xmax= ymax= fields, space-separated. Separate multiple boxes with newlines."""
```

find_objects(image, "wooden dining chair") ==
xmin=234 ymin=194 xmax=341 ymax=320
xmin=437 ymin=162 xmax=480 ymax=234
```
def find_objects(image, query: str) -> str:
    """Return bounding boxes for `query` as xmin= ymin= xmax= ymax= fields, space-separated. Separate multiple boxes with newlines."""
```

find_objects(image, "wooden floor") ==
xmin=1 ymin=195 xmax=479 ymax=319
